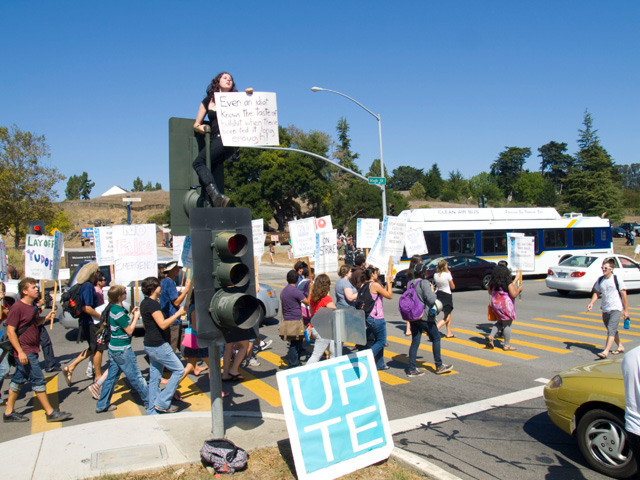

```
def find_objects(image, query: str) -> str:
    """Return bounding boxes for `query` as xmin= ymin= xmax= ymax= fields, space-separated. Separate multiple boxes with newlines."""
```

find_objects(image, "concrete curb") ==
xmin=391 ymin=447 xmax=462 ymax=480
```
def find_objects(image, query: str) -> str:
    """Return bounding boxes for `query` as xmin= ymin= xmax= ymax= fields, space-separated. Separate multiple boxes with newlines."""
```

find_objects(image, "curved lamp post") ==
xmin=311 ymin=86 xmax=387 ymax=219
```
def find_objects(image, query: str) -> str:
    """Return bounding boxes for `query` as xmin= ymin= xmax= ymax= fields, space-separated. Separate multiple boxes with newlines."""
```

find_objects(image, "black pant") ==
xmin=39 ymin=325 xmax=59 ymax=370
xmin=192 ymin=134 xmax=235 ymax=187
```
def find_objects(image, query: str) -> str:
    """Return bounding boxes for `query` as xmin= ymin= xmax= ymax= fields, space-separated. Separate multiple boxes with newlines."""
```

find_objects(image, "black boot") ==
xmin=205 ymin=183 xmax=230 ymax=208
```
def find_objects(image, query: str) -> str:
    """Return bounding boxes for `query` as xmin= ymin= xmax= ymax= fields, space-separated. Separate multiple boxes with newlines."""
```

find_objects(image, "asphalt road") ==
xmin=2 ymin=264 xmax=636 ymax=479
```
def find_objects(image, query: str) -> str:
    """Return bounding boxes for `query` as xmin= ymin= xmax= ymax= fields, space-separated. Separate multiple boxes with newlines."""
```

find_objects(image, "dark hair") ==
xmin=414 ymin=263 xmax=429 ymax=279
xmin=498 ymin=260 xmax=508 ymax=268
xmin=311 ymin=274 xmax=331 ymax=303
xmin=407 ymin=255 xmax=422 ymax=280
xmin=301 ymin=267 xmax=309 ymax=278
xmin=363 ymin=266 xmax=378 ymax=282
xmin=18 ymin=277 xmax=37 ymax=298
xmin=141 ymin=276 xmax=160 ymax=297
xmin=286 ymin=269 xmax=298 ymax=284
xmin=354 ymin=254 xmax=365 ymax=267
xmin=206 ymin=72 xmax=237 ymax=100
xmin=294 ymin=261 xmax=307 ymax=271
xmin=338 ymin=265 xmax=350 ymax=277
xmin=488 ymin=265 xmax=511 ymax=292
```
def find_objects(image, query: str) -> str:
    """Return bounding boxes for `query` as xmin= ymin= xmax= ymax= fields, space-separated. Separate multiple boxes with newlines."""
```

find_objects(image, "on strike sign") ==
xmin=277 ymin=350 xmax=393 ymax=480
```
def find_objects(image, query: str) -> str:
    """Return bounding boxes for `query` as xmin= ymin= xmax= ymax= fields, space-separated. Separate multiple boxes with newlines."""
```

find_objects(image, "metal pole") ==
xmin=209 ymin=345 xmax=224 ymax=438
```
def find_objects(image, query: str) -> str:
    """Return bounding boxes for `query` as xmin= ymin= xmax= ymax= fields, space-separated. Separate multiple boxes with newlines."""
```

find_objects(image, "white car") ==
xmin=545 ymin=253 xmax=640 ymax=295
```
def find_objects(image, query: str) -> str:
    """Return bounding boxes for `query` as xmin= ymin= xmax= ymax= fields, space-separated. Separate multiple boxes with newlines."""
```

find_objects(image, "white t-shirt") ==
xmin=623 ymin=346 xmax=640 ymax=435
xmin=593 ymin=274 xmax=626 ymax=312
xmin=434 ymin=272 xmax=453 ymax=294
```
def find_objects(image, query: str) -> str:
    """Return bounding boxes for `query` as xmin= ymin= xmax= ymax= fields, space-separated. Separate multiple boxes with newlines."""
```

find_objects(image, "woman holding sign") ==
xmin=362 ymin=266 xmax=393 ymax=371
xmin=192 ymin=72 xmax=253 ymax=208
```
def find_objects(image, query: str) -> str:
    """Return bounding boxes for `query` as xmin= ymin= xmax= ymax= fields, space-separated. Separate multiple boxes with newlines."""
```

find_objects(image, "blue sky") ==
xmin=1 ymin=1 xmax=638 ymax=199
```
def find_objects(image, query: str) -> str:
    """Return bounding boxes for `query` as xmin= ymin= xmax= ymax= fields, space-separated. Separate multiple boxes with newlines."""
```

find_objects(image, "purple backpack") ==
xmin=399 ymin=279 xmax=425 ymax=320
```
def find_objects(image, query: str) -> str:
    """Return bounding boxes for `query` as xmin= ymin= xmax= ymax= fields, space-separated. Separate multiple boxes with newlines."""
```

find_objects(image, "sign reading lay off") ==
xmin=25 ymin=232 xmax=63 ymax=281
xmin=277 ymin=350 xmax=393 ymax=480
xmin=214 ymin=91 xmax=279 ymax=147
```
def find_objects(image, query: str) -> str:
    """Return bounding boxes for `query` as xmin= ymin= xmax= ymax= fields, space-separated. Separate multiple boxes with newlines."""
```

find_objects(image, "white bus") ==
xmin=396 ymin=207 xmax=613 ymax=275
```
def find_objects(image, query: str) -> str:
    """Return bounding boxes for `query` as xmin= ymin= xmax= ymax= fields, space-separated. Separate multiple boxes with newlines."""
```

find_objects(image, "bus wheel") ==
xmin=557 ymin=289 xmax=570 ymax=296
xmin=481 ymin=274 xmax=491 ymax=290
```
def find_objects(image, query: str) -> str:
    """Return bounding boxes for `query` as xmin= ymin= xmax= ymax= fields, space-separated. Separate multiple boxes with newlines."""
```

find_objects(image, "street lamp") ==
xmin=311 ymin=86 xmax=387 ymax=218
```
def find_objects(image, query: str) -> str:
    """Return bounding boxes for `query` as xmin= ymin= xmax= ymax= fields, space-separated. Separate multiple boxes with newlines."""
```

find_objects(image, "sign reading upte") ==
xmin=214 ymin=92 xmax=279 ymax=146
xmin=277 ymin=350 xmax=393 ymax=480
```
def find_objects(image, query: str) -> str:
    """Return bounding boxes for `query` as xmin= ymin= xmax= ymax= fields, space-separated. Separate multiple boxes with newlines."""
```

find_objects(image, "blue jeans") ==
xmin=286 ymin=339 xmax=305 ymax=367
xmin=0 ymin=348 xmax=9 ymax=399
xmin=10 ymin=353 xmax=46 ymax=393
xmin=96 ymin=347 xmax=148 ymax=412
xmin=366 ymin=316 xmax=387 ymax=370
xmin=409 ymin=319 xmax=442 ymax=371
xmin=144 ymin=342 xmax=184 ymax=415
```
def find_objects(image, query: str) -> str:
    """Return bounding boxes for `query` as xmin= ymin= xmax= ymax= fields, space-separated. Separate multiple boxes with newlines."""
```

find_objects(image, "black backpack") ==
xmin=60 ymin=283 xmax=83 ymax=318
xmin=95 ymin=303 xmax=113 ymax=346
xmin=354 ymin=281 xmax=376 ymax=317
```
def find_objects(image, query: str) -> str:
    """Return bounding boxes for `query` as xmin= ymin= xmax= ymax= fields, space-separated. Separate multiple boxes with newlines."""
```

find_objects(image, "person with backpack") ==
xmin=406 ymin=263 xmax=453 ymax=376
xmin=587 ymin=258 xmax=629 ymax=359
xmin=359 ymin=266 xmax=393 ymax=371
xmin=486 ymin=264 xmax=522 ymax=351
xmin=403 ymin=255 xmax=423 ymax=336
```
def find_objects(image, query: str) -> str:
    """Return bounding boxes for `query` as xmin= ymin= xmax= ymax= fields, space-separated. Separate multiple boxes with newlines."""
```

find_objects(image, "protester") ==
xmin=95 ymin=285 xmax=148 ymax=413
xmin=279 ymin=269 xmax=309 ymax=368
xmin=335 ymin=265 xmax=357 ymax=309
xmin=0 ymin=282 xmax=10 ymax=406
xmin=269 ymin=243 xmax=276 ymax=264
xmin=350 ymin=254 xmax=367 ymax=290
xmin=160 ymin=261 xmax=191 ymax=354
xmin=307 ymin=274 xmax=336 ymax=364
xmin=141 ymin=276 xmax=185 ymax=414
xmin=363 ymin=266 xmax=394 ymax=371
xmin=3 ymin=278 xmax=71 ymax=423
xmin=403 ymin=255 xmax=423 ymax=336
xmin=434 ymin=259 xmax=456 ymax=338
xmin=486 ymin=265 xmax=522 ymax=351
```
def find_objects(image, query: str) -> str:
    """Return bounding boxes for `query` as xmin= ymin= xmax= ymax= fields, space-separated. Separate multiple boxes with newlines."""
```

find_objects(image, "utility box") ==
xmin=312 ymin=308 xmax=367 ymax=345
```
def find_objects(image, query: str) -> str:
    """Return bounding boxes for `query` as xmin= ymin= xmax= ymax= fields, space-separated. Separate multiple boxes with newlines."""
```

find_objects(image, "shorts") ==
xmin=83 ymin=322 xmax=108 ymax=352
xmin=436 ymin=291 xmax=454 ymax=315
xmin=10 ymin=353 xmax=46 ymax=393
xmin=603 ymin=310 xmax=622 ymax=337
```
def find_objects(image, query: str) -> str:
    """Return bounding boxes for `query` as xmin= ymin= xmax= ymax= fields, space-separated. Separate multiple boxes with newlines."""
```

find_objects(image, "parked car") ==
xmin=394 ymin=255 xmax=495 ymax=291
xmin=545 ymin=253 xmax=640 ymax=295
xmin=544 ymin=357 xmax=636 ymax=479
xmin=613 ymin=226 xmax=628 ymax=238
xmin=619 ymin=222 xmax=640 ymax=235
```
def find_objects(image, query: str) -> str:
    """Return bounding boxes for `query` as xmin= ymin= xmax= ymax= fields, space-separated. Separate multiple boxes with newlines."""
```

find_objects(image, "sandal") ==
xmin=221 ymin=374 xmax=245 ymax=382
xmin=597 ymin=352 xmax=608 ymax=359
xmin=612 ymin=349 xmax=625 ymax=355
xmin=62 ymin=367 xmax=73 ymax=387
xmin=485 ymin=336 xmax=494 ymax=349
xmin=503 ymin=345 xmax=517 ymax=351
xmin=445 ymin=334 xmax=456 ymax=339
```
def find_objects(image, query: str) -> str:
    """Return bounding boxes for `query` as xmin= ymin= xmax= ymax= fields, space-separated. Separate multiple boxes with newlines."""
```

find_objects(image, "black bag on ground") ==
xmin=200 ymin=438 xmax=248 ymax=474
xmin=354 ymin=281 xmax=376 ymax=317
xmin=60 ymin=283 xmax=83 ymax=318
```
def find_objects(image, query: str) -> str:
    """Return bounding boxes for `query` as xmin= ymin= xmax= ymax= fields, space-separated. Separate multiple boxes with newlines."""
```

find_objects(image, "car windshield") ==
xmin=424 ymin=257 xmax=444 ymax=269
xmin=559 ymin=256 xmax=599 ymax=268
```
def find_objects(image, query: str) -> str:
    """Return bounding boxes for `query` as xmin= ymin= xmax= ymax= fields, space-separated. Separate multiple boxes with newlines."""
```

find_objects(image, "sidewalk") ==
xmin=1 ymin=410 xmax=460 ymax=480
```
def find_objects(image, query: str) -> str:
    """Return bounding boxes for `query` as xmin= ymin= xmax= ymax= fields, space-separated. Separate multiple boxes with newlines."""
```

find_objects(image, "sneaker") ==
xmin=4 ymin=411 xmax=28 ymax=423
xmin=259 ymin=339 xmax=273 ymax=351
xmin=154 ymin=404 xmax=179 ymax=414
xmin=436 ymin=364 xmax=453 ymax=375
xmin=96 ymin=405 xmax=117 ymax=413
xmin=377 ymin=365 xmax=390 ymax=371
xmin=247 ymin=356 xmax=260 ymax=367
xmin=406 ymin=369 xmax=426 ymax=377
xmin=88 ymin=382 xmax=101 ymax=400
xmin=86 ymin=362 xmax=94 ymax=378
xmin=46 ymin=409 xmax=72 ymax=422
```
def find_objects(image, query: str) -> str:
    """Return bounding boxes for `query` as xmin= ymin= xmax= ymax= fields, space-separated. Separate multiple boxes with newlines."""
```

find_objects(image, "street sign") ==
xmin=367 ymin=177 xmax=386 ymax=185
xmin=121 ymin=197 xmax=141 ymax=202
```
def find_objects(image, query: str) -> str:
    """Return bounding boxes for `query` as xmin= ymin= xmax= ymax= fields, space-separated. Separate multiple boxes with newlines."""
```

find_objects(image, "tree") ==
xmin=420 ymin=163 xmax=444 ymax=199
xmin=440 ymin=170 xmax=469 ymax=202
xmin=468 ymin=172 xmax=502 ymax=202
xmin=0 ymin=125 xmax=65 ymax=247
xmin=65 ymin=171 xmax=94 ymax=200
xmin=538 ymin=141 xmax=574 ymax=192
xmin=490 ymin=147 xmax=531 ymax=197
xmin=132 ymin=177 xmax=144 ymax=192
xmin=334 ymin=117 xmax=360 ymax=172
xmin=618 ymin=164 xmax=640 ymax=191
xmin=513 ymin=172 xmax=557 ymax=205
xmin=366 ymin=159 xmax=389 ymax=178
xmin=409 ymin=182 xmax=426 ymax=200
xmin=388 ymin=166 xmax=424 ymax=190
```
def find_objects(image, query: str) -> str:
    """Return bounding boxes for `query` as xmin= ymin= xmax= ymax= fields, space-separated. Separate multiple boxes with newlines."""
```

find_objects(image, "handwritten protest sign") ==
xmin=94 ymin=226 xmax=114 ymax=266
xmin=315 ymin=229 xmax=338 ymax=274
xmin=0 ymin=239 xmax=7 ymax=282
xmin=365 ymin=232 xmax=388 ymax=274
xmin=507 ymin=233 xmax=535 ymax=272
xmin=356 ymin=219 xmax=379 ymax=249
xmin=173 ymin=235 xmax=186 ymax=266
xmin=25 ymin=232 xmax=64 ymax=280
xmin=112 ymin=224 xmax=158 ymax=284
xmin=404 ymin=228 xmax=428 ymax=257
xmin=315 ymin=215 xmax=333 ymax=232
xmin=289 ymin=218 xmax=317 ymax=258
xmin=214 ymin=91 xmax=279 ymax=146
xmin=380 ymin=216 xmax=407 ymax=257
xmin=181 ymin=236 xmax=193 ymax=270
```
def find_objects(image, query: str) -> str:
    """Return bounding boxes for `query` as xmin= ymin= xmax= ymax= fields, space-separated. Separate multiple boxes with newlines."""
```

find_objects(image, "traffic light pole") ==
xmin=208 ymin=346 xmax=224 ymax=437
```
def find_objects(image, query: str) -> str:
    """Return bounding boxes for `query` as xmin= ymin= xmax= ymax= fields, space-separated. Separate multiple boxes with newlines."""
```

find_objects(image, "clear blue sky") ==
xmin=1 ymin=1 xmax=638 ymax=199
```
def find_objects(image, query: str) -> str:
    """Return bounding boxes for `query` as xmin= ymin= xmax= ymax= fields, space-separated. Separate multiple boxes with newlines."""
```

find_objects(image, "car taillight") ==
xmin=570 ymin=271 xmax=586 ymax=277
xmin=547 ymin=269 xmax=554 ymax=276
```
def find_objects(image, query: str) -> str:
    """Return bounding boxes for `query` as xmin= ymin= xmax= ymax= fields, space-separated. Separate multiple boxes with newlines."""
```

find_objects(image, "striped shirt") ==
xmin=109 ymin=304 xmax=132 ymax=352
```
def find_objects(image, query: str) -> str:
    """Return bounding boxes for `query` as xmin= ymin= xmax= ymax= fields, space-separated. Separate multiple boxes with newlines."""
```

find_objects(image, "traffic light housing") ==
xmin=168 ymin=117 xmax=225 ymax=236
xmin=29 ymin=220 xmax=45 ymax=235
xmin=478 ymin=195 xmax=487 ymax=208
xmin=389 ymin=204 xmax=395 ymax=216
xmin=189 ymin=207 xmax=262 ymax=346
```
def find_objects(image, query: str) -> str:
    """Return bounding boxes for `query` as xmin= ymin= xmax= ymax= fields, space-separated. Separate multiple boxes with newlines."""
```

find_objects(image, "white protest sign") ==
xmin=356 ymin=219 xmax=379 ymax=249
xmin=94 ymin=226 xmax=114 ymax=266
xmin=181 ymin=236 xmax=193 ymax=270
xmin=252 ymin=219 xmax=265 ymax=258
xmin=24 ymin=232 xmax=64 ymax=280
xmin=507 ymin=233 xmax=535 ymax=272
xmin=172 ymin=235 xmax=186 ymax=266
xmin=380 ymin=216 xmax=407 ymax=257
xmin=277 ymin=350 xmax=393 ymax=480
xmin=365 ymin=231 xmax=388 ymax=274
xmin=404 ymin=228 xmax=428 ymax=257
xmin=0 ymin=238 xmax=7 ymax=282
xmin=214 ymin=91 xmax=279 ymax=146
xmin=289 ymin=218 xmax=317 ymax=258
xmin=112 ymin=224 xmax=158 ymax=284
xmin=315 ymin=215 xmax=333 ymax=232
xmin=315 ymin=229 xmax=338 ymax=274
xmin=58 ymin=268 xmax=71 ymax=281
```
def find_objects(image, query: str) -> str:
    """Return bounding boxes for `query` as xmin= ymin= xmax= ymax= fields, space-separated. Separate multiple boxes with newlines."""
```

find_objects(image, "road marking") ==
xmin=425 ymin=331 xmax=538 ymax=359
xmin=478 ymin=324 xmax=600 ymax=348
xmin=235 ymin=368 xmax=282 ymax=407
xmin=377 ymin=370 xmax=410 ymax=385
xmin=258 ymin=350 xmax=288 ymax=367
xmin=266 ymin=283 xmax=286 ymax=289
xmin=518 ymin=321 xmax=631 ymax=342
xmin=559 ymin=314 xmax=608 ymax=324
xmin=534 ymin=317 xmax=640 ymax=337
xmin=387 ymin=335 xmax=501 ymax=367
xmin=176 ymin=376 xmax=211 ymax=411
xmin=111 ymin=380 xmax=145 ymax=418
xmin=390 ymin=382 xmax=547 ymax=434
xmin=31 ymin=375 xmax=62 ymax=434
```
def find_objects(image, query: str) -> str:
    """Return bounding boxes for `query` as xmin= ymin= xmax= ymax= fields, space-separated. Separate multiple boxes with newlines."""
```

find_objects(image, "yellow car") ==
xmin=544 ymin=357 xmax=637 ymax=479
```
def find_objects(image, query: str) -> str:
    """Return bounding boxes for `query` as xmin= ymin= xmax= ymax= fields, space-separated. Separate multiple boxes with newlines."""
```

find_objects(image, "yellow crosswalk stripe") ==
xmin=387 ymin=335 xmax=501 ymax=367
xmin=235 ymin=368 xmax=282 ymax=407
xmin=111 ymin=379 xmax=145 ymax=418
xmin=479 ymin=326 xmax=601 ymax=349
xmin=450 ymin=329 xmax=571 ymax=355
xmin=177 ymin=376 xmax=211 ymax=411
xmin=383 ymin=349 xmax=458 ymax=375
xmin=377 ymin=370 xmax=409 ymax=385
xmin=531 ymin=317 xmax=640 ymax=337
xmin=258 ymin=350 xmax=288 ymax=368
xmin=31 ymin=375 xmax=62 ymax=434
xmin=266 ymin=283 xmax=286 ymax=289
xmin=559 ymin=314 xmax=610 ymax=324
xmin=516 ymin=321 xmax=630 ymax=342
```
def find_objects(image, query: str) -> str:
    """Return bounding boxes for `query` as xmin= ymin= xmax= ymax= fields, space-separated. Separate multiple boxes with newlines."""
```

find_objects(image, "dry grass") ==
xmin=95 ymin=444 xmax=425 ymax=480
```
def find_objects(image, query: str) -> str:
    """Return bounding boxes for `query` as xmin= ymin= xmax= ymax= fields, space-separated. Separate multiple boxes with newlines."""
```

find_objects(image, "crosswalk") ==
xmin=10 ymin=308 xmax=640 ymax=434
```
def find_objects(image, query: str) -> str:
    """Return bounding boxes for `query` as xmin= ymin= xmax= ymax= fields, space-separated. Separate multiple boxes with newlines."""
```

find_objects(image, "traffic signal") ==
xmin=189 ymin=207 xmax=263 ymax=346
xmin=29 ymin=220 xmax=45 ymax=235
xmin=389 ymin=204 xmax=395 ymax=216
xmin=478 ymin=195 xmax=487 ymax=208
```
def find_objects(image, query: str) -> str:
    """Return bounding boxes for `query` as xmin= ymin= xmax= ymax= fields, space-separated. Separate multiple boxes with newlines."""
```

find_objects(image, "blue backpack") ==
xmin=399 ymin=279 xmax=425 ymax=321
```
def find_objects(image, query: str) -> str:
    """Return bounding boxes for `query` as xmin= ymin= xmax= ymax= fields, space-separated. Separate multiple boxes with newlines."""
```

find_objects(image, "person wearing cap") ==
xmin=160 ymin=261 xmax=191 ymax=354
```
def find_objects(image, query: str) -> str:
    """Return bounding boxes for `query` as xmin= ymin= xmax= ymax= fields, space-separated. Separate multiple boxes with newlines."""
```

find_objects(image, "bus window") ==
xmin=544 ymin=229 xmax=567 ymax=248
xmin=425 ymin=232 xmax=442 ymax=255
xmin=481 ymin=230 xmax=507 ymax=254
xmin=513 ymin=229 xmax=539 ymax=253
xmin=449 ymin=231 xmax=475 ymax=255
xmin=573 ymin=228 xmax=595 ymax=248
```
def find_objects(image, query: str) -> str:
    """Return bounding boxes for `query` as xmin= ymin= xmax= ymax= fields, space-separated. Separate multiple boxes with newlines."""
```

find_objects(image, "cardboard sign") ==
xmin=289 ymin=218 xmax=317 ymax=258
xmin=380 ymin=216 xmax=407 ymax=257
xmin=356 ymin=219 xmax=379 ymax=249
xmin=277 ymin=350 xmax=393 ymax=480
xmin=315 ymin=229 xmax=338 ymax=274
xmin=315 ymin=215 xmax=333 ymax=232
xmin=112 ymin=224 xmax=158 ymax=284
xmin=252 ymin=219 xmax=265 ymax=258
xmin=507 ymin=233 xmax=535 ymax=272
xmin=24 ymin=232 xmax=63 ymax=281
xmin=94 ymin=226 xmax=114 ymax=266
xmin=404 ymin=228 xmax=428 ymax=257
xmin=365 ymin=231 xmax=388 ymax=274
xmin=0 ymin=238 xmax=7 ymax=282
xmin=214 ymin=91 xmax=279 ymax=146
xmin=172 ymin=235 xmax=186 ymax=266
xmin=181 ymin=236 xmax=193 ymax=270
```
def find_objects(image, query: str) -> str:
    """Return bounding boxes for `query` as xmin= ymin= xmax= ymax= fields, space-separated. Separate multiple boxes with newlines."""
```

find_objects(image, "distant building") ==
xmin=101 ymin=186 xmax=129 ymax=197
